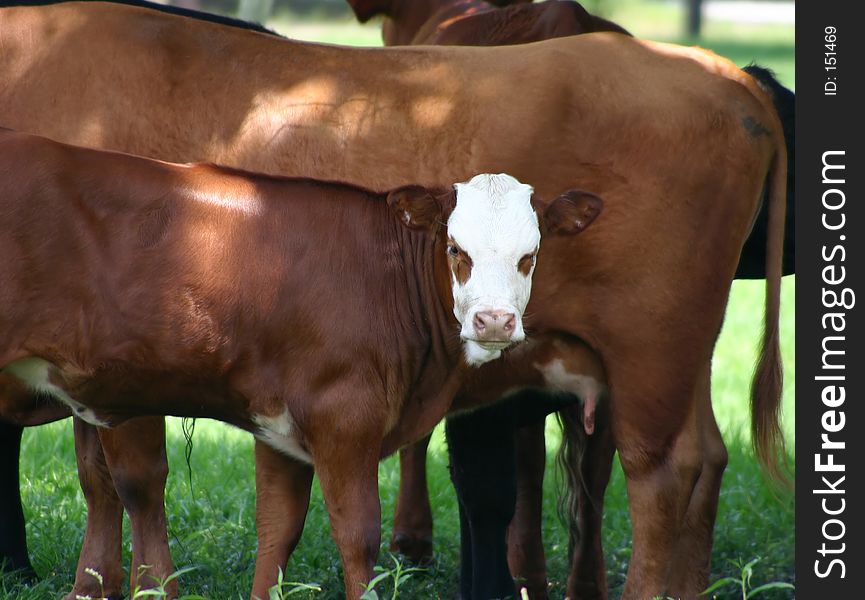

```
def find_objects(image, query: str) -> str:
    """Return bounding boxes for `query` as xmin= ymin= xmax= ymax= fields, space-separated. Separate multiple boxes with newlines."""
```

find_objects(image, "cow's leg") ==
xmin=447 ymin=404 xmax=516 ymax=600
xmin=615 ymin=376 xmax=704 ymax=599
xmin=507 ymin=420 xmax=548 ymax=600
xmin=566 ymin=401 xmax=614 ymax=600
xmin=1 ymin=379 xmax=71 ymax=580
xmin=250 ymin=440 xmax=313 ymax=600
xmin=97 ymin=417 xmax=174 ymax=597
xmin=0 ymin=421 xmax=35 ymax=580
xmin=390 ymin=434 xmax=434 ymax=564
xmin=666 ymin=362 xmax=727 ymax=596
xmin=455 ymin=487 xmax=474 ymax=600
xmin=67 ymin=418 xmax=125 ymax=600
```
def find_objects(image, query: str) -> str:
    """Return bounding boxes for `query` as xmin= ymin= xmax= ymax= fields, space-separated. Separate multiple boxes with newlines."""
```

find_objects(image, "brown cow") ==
xmin=0 ymin=128 xmax=599 ymax=598
xmin=347 ymin=0 xmax=628 ymax=46
xmin=348 ymin=2 xmax=793 ymax=597
xmin=0 ymin=4 xmax=786 ymax=599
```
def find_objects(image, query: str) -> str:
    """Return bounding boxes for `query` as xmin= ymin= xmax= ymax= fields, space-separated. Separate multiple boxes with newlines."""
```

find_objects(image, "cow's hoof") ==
xmin=0 ymin=564 xmax=37 ymax=584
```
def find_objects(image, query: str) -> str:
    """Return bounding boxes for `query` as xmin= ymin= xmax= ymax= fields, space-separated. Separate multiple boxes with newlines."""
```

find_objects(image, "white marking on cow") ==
xmin=1 ymin=358 xmax=109 ymax=427
xmin=252 ymin=410 xmax=313 ymax=464
xmin=449 ymin=174 xmax=540 ymax=366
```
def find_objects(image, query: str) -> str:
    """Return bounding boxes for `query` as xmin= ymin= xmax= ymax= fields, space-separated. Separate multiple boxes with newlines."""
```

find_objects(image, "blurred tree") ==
xmin=687 ymin=0 xmax=703 ymax=36
xmin=239 ymin=0 xmax=274 ymax=22
xmin=170 ymin=0 xmax=202 ymax=9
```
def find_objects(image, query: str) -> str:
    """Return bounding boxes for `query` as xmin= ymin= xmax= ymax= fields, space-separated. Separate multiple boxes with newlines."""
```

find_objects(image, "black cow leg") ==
xmin=447 ymin=405 xmax=517 ymax=600
xmin=0 ymin=421 xmax=36 ymax=580
xmin=456 ymin=488 xmax=474 ymax=600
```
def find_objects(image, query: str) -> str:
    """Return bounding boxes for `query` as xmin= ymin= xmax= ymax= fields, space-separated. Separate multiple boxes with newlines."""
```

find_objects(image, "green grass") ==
xmin=2 ymin=5 xmax=794 ymax=599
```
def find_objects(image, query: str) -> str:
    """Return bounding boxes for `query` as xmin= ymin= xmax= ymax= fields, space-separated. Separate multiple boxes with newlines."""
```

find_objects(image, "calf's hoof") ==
xmin=515 ymin=581 xmax=550 ymax=600
xmin=390 ymin=533 xmax=434 ymax=565
xmin=63 ymin=591 xmax=123 ymax=600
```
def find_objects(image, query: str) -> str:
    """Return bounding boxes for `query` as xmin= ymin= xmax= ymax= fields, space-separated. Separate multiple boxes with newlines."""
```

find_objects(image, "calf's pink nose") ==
xmin=472 ymin=310 xmax=516 ymax=342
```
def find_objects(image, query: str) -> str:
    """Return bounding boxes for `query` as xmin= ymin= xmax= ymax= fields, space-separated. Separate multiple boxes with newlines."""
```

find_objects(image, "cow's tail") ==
xmin=555 ymin=404 xmax=586 ymax=558
xmin=750 ymin=106 xmax=789 ymax=485
xmin=744 ymin=64 xmax=795 ymax=276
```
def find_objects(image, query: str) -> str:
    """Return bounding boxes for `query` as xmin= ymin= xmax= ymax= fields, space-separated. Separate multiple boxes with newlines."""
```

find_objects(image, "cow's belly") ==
xmin=2 ymin=356 xmax=314 ymax=463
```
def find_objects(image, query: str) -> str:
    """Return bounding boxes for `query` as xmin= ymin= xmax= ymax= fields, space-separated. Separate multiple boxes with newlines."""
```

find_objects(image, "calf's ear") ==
xmin=387 ymin=185 xmax=445 ymax=230
xmin=346 ymin=0 xmax=394 ymax=22
xmin=540 ymin=190 xmax=603 ymax=235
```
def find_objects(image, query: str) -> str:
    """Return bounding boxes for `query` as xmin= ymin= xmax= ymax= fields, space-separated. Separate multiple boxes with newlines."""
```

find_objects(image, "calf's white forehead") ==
xmin=448 ymin=174 xmax=540 ymax=255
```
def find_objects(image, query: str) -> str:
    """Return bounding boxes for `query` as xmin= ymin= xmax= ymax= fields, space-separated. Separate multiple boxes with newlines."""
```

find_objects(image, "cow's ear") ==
xmin=346 ymin=0 xmax=394 ymax=22
xmin=387 ymin=185 xmax=449 ymax=230
xmin=538 ymin=190 xmax=603 ymax=235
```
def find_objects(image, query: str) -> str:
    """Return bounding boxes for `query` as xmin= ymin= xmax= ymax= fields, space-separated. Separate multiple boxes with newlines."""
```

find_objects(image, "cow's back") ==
xmin=1 ymin=4 xmax=774 ymax=200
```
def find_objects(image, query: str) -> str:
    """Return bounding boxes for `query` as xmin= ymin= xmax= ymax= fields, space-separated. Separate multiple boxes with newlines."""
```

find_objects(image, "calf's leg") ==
xmin=68 ymin=418 xmax=125 ymax=600
xmin=97 ymin=417 xmax=174 ymax=597
xmin=250 ymin=441 xmax=314 ymax=600
xmin=313 ymin=439 xmax=382 ymax=599
xmin=390 ymin=434 xmax=434 ymax=564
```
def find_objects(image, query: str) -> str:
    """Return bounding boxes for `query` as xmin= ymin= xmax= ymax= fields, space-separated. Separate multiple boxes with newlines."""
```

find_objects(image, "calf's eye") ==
xmin=517 ymin=253 xmax=536 ymax=275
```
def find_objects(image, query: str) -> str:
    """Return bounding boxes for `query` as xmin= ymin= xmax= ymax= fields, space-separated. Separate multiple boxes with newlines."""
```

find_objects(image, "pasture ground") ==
xmin=2 ymin=2 xmax=794 ymax=599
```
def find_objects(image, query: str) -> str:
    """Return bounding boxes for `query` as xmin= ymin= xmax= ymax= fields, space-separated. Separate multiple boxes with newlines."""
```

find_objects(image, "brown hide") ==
xmin=0 ymin=4 xmax=786 ymax=599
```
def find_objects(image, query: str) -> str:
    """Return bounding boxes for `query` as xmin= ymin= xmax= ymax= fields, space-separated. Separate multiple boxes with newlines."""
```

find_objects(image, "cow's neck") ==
xmin=384 ymin=0 xmax=490 ymax=45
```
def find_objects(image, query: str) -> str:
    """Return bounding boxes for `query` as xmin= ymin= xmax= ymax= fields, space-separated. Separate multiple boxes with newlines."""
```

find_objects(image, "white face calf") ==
xmin=447 ymin=174 xmax=540 ymax=366
xmin=388 ymin=173 xmax=603 ymax=367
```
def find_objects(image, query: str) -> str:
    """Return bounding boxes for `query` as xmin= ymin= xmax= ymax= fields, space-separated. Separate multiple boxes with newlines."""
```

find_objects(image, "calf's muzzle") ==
xmin=472 ymin=309 xmax=518 ymax=343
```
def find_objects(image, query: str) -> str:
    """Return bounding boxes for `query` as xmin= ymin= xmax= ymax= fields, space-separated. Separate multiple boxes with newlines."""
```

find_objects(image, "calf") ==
xmin=0 ymin=129 xmax=599 ymax=598
xmin=0 ymin=4 xmax=786 ymax=599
